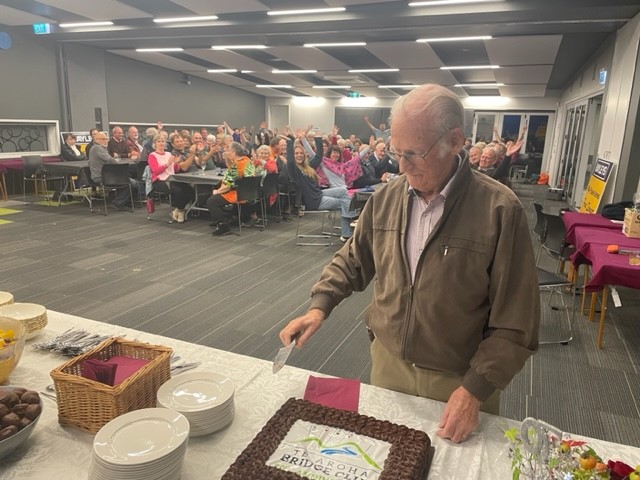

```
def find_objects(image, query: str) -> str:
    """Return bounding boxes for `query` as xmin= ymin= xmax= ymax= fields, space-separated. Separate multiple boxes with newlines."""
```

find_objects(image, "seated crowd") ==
xmin=61 ymin=116 xmax=525 ymax=239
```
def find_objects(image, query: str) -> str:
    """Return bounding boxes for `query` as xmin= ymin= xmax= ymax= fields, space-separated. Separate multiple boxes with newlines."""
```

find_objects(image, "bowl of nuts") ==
xmin=0 ymin=317 xmax=27 ymax=385
xmin=0 ymin=387 xmax=42 ymax=460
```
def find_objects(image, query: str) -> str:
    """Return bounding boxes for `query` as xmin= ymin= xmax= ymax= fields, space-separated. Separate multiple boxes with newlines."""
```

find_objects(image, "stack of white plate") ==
xmin=157 ymin=371 xmax=235 ymax=437
xmin=0 ymin=302 xmax=47 ymax=339
xmin=89 ymin=408 xmax=189 ymax=480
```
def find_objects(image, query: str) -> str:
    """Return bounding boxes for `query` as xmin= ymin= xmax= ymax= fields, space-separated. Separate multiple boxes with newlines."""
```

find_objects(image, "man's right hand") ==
xmin=279 ymin=308 xmax=325 ymax=348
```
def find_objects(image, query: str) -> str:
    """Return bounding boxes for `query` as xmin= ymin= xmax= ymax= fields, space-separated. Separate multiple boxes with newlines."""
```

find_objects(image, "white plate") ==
xmin=0 ymin=302 xmax=46 ymax=320
xmin=157 ymin=371 xmax=234 ymax=413
xmin=94 ymin=408 xmax=189 ymax=466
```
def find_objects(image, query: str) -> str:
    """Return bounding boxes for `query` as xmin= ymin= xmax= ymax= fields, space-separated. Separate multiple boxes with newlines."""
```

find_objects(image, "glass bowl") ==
xmin=0 ymin=318 xmax=27 ymax=384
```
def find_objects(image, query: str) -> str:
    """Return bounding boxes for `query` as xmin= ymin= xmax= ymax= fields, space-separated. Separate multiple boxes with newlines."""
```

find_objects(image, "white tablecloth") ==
xmin=1 ymin=311 xmax=639 ymax=480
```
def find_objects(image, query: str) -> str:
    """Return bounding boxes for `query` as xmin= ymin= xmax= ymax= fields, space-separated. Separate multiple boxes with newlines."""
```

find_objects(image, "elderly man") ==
xmin=468 ymin=146 xmax=482 ymax=170
xmin=478 ymin=147 xmax=498 ymax=176
xmin=88 ymin=132 xmax=137 ymax=210
xmin=279 ymin=84 xmax=539 ymax=444
xmin=107 ymin=126 xmax=129 ymax=159
xmin=125 ymin=126 xmax=143 ymax=160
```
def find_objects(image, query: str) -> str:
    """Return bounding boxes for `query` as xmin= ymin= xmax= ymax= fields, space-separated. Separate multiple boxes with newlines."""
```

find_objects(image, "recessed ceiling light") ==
xmin=256 ymin=84 xmax=293 ymax=88
xmin=273 ymin=69 xmax=317 ymax=74
xmin=153 ymin=15 xmax=218 ymax=23
xmin=349 ymin=68 xmax=399 ymax=73
xmin=312 ymin=85 xmax=352 ymax=89
xmin=417 ymin=35 xmax=492 ymax=42
xmin=454 ymin=83 xmax=504 ymax=87
xmin=440 ymin=65 xmax=500 ymax=70
xmin=241 ymin=70 xmax=254 ymax=73
xmin=211 ymin=45 xmax=267 ymax=50
xmin=207 ymin=69 xmax=238 ymax=73
xmin=136 ymin=48 xmax=184 ymax=52
xmin=59 ymin=21 xmax=114 ymax=28
xmin=378 ymin=85 xmax=419 ymax=89
xmin=267 ymin=7 xmax=346 ymax=16
xmin=409 ymin=0 xmax=494 ymax=6
xmin=304 ymin=42 xmax=366 ymax=47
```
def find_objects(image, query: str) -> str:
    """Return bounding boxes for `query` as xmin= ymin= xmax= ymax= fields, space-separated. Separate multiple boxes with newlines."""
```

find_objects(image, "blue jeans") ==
xmin=318 ymin=187 xmax=355 ymax=238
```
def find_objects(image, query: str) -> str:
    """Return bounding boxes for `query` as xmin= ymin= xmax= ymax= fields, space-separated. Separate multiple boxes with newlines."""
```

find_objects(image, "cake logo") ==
xmin=267 ymin=420 xmax=392 ymax=480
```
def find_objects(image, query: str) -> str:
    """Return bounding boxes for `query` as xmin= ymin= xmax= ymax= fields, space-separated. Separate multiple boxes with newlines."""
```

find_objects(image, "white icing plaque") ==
xmin=266 ymin=420 xmax=392 ymax=480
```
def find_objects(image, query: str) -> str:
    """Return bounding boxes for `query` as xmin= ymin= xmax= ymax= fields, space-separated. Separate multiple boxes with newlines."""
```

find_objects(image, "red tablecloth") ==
xmin=570 ymin=226 xmax=640 ymax=292
xmin=562 ymin=211 xmax=623 ymax=244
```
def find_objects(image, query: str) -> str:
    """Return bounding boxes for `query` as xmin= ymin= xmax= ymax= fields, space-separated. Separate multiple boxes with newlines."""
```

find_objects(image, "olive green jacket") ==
xmin=309 ymin=161 xmax=540 ymax=401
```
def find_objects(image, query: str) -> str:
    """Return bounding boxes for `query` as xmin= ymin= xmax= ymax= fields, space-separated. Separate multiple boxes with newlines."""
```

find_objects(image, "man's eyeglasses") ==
xmin=385 ymin=130 xmax=448 ymax=163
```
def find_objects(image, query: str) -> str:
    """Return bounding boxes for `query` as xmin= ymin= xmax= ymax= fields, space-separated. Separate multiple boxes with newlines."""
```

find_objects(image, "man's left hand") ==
xmin=437 ymin=386 xmax=480 ymax=443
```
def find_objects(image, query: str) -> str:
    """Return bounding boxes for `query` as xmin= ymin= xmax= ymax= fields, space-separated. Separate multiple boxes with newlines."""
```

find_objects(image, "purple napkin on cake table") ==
xmin=303 ymin=375 xmax=360 ymax=412
xmin=81 ymin=358 xmax=118 ymax=386
xmin=106 ymin=356 xmax=150 ymax=385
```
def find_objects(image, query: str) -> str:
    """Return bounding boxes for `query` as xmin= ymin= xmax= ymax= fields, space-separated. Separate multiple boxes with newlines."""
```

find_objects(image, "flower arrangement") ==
xmin=504 ymin=418 xmax=638 ymax=480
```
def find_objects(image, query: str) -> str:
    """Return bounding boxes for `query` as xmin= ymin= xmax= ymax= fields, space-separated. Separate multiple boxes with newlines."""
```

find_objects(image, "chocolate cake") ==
xmin=222 ymin=398 xmax=432 ymax=480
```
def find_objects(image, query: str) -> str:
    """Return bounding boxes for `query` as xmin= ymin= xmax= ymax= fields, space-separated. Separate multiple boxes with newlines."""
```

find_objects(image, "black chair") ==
xmin=260 ymin=172 xmax=281 ymax=227
xmin=290 ymin=181 xmax=339 ymax=246
xmin=223 ymin=176 xmax=263 ymax=233
xmin=100 ymin=163 xmax=135 ymax=215
xmin=22 ymin=155 xmax=64 ymax=204
xmin=76 ymin=166 xmax=99 ymax=213
xmin=534 ymin=209 xmax=576 ymax=345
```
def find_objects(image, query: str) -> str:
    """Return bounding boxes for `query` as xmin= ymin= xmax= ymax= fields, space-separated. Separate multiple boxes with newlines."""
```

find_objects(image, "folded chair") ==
xmin=535 ymin=210 xmax=575 ymax=345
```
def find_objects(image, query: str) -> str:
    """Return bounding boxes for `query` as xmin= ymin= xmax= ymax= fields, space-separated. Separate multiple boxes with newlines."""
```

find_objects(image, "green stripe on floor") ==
xmin=0 ymin=208 xmax=21 ymax=216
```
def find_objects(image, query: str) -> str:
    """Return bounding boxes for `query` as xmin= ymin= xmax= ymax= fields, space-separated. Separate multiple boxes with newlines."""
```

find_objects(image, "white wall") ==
xmin=267 ymin=95 xmax=559 ymax=134
xmin=599 ymin=13 xmax=640 ymax=204
xmin=545 ymin=35 xmax=615 ymax=185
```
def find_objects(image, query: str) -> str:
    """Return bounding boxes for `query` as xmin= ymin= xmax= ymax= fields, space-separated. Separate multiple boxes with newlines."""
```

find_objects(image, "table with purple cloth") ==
xmin=562 ymin=211 xmax=624 ymax=244
xmin=564 ymin=220 xmax=640 ymax=348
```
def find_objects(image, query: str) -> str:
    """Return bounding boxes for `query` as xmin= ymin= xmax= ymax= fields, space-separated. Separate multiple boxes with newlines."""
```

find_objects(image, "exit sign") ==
xmin=33 ymin=23 xmax=51 ymax=35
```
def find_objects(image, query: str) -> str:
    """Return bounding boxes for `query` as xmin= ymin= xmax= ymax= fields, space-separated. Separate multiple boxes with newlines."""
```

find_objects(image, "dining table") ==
xmin=1 ymin=310 xmax=640 ymax=479
xmin=562 ymin=212 xmax=640 ymax=348
xmin=169 ymin=169 xmax=225 ymax=215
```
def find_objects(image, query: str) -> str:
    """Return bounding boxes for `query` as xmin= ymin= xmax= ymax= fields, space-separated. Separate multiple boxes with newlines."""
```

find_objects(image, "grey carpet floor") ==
xmin=0 ymin=182 xmax=638 ymax=447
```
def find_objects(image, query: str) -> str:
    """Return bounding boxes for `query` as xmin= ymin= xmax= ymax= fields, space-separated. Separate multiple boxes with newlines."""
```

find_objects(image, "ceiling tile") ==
xmin=170 ymin=0 xmax=268 ymax=14
xmin=365 ymin=42 xmax=443 ymax=69
xmin=486 ymin=35 xmax=562 ymax=66
xmin=267 ymin=46 xmax=350 ymax=71
xmin=37 ymin=0 xmax=150 ymax=20
xmin=498 ymin=84 xmax=547 ymax=97
xmin=111 ymin=49 xmax=207 ymax=72
xmin=401 ymin=69 xmax=458 ymax=86
xmin=494 ymin=65 xmax=553 ymax=84
xmin=193 ymin=49 xmax=274 ymax=71
xmin=0 ymin=4 xmax=54 ymax=25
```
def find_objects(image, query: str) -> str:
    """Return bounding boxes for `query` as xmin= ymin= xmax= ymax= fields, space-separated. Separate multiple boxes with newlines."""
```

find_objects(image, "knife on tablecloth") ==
xmin=273 ymin=338 xmax=296 ymax=374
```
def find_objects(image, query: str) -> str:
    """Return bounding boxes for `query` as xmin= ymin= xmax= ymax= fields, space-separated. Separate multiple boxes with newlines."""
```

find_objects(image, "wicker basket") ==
xmin=50 ymin=337 xmax=172 ymax=433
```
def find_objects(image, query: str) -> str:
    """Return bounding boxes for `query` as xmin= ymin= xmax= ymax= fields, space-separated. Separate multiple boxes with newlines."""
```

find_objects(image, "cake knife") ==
xmin=273 ymin=338 xmax=296 ymax=374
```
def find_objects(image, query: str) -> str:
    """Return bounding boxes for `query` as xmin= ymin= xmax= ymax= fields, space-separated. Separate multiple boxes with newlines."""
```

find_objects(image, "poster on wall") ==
xmin=579 ymin=158 xmax=614 ymax=213
xmin=60 ymin=131 xmax=91 ymax=153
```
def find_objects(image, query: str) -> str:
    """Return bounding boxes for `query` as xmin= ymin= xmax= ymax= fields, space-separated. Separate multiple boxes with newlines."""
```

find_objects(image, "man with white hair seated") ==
xmin=477 ymin=147 xmax=497 ymax=176
xmin=468 ymin=146 xmax=482 ymax=170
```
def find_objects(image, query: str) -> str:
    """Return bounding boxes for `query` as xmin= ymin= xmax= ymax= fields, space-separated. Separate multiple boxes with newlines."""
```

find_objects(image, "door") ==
xmin=473 ymin=113 xmax=497 ymax=143
xmin=268 ymin=105 xmax=289 ymax=132
xmin=572 ymin=96 xmax=603 ymax=207
xmin=556 ymin=103 xmax=587 ymax=199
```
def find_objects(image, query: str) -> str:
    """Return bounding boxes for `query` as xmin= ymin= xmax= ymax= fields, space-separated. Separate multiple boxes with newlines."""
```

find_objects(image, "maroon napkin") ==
xmin=106 ymin=356 xmax=150 ymax=385
xmin=81 ymin=359 xmax=117 ymax=386
xmin=303 ymin=375 xmax=360 ymax=412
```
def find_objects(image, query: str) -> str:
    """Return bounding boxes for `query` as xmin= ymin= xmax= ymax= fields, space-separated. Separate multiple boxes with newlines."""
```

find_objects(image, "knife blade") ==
xmin=273 ymin=339 xmax=296 ymax=374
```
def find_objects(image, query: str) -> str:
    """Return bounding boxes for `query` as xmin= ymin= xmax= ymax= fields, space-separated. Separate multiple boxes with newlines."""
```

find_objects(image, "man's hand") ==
xmin=437 ymin=386 xmax=480 ymax=443
xmin=279 ymin=309 xmax=325 ymax=349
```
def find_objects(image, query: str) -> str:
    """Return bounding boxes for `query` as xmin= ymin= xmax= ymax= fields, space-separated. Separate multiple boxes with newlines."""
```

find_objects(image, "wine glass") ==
xmin=200 ymin=160 xmax=207 ymax=176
